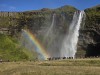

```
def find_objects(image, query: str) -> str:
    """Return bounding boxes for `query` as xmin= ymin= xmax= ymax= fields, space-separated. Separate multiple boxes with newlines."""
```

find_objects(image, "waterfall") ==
xmin=60 ymin=11 xmax=85 ymax=58
xmin=43 ymin=14 xmax=57 ymax=57
xmin=44 ymin=14 xmax=56 ymax=39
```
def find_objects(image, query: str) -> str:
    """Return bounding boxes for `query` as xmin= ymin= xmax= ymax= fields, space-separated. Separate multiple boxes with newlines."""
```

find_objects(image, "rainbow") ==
xmin=22 ymin=29 xmax=49 ymax=60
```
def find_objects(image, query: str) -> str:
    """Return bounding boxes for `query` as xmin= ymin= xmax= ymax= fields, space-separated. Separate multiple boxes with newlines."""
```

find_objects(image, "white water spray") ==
xmin=60 ymin=11 xmax=85 ymax=58
xmin=44 ymin=14 xmax=56 ymax=39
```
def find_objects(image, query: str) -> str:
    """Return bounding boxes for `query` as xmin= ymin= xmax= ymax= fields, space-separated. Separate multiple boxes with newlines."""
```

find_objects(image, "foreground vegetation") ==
xmin=0 ymin=58 xmax=100 ymax=75
xmin=0 ymin=34 xmax=37 ymax=61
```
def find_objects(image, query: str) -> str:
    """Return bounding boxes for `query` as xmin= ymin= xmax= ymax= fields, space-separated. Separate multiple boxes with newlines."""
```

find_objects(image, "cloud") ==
xmin=0 ymin=4 xmax=16 ymax=11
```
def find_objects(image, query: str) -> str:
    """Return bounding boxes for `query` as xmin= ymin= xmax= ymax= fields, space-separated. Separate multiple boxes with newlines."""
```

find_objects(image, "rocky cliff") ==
xmin=0 ymin=5 xmax=78 ymax=60
xmin=0 ymin=5 xmax=100 ymax=58
xmin=78 ymin=5 xmax=100 ymax=57
xmin=0 ymin=5 xmax=77 ymax=35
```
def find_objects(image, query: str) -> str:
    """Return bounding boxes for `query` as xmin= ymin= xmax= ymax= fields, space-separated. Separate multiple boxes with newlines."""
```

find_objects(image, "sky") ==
xmin=0 ymin=0 xmax=100 ymax=11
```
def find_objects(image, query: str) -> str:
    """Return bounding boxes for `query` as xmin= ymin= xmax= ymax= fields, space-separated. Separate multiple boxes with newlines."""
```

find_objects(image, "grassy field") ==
xmin=0 ymin=58 xmax=100 ymax=75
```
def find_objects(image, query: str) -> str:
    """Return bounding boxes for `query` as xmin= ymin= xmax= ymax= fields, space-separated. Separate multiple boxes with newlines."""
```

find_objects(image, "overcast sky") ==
xmin=0 ymin=0 xmax=100 ymax=11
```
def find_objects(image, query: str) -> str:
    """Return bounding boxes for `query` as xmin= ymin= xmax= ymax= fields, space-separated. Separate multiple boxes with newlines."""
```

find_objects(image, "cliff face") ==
xmin=20 ymin=6 xmax=77 ymax=57
xmin=0 ymin=5 xmax=100 ymax=58
xmin=0 ymin=5 xmax=78 ymax=59
xmin=78 ymin=5 xmax=100 ymax=57
xmin=0 ymin=5 xmax=77 ymax=36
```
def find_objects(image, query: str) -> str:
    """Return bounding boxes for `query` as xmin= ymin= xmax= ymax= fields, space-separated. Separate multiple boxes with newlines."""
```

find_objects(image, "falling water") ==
xmin=44 ymin=14 xmax=56 ymax=39
xmin=43 ymin=13 xmax=58 ymax=57
xmin=60 ymin=11 xmax=85 ymax=58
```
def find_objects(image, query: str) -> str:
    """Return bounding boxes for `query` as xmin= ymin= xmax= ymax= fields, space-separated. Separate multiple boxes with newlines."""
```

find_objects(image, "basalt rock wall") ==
xmin=0 ymin=5 xmax=100 ymax=58
xmin=77 ymin=5 xmax=100 ymax=57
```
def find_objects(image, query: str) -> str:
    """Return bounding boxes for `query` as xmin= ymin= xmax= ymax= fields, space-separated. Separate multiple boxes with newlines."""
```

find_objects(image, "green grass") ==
xmin=0 ymin=58 xmax=100 ymax=75
xmin=0 ymin=34 xmax=37 ymax=61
